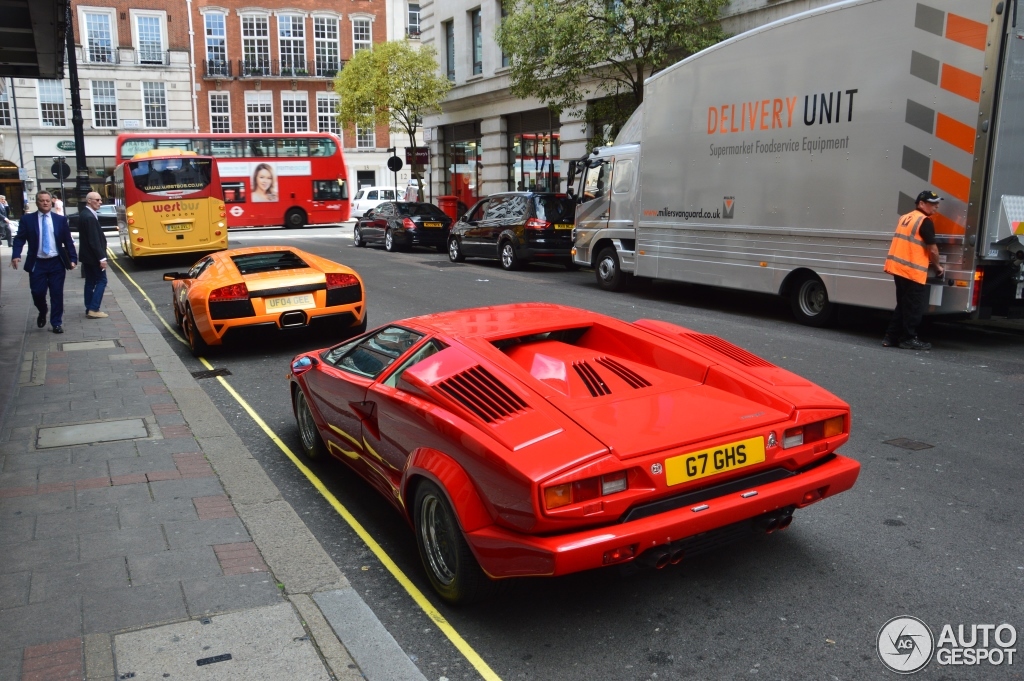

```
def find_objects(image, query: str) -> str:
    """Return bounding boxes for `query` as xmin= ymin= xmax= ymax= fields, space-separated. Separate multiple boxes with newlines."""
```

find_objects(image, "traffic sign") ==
xmin=50 ymin=161 xmax=71 ymax=180
xmin=387 ymin=156 xmax=403 ymax=172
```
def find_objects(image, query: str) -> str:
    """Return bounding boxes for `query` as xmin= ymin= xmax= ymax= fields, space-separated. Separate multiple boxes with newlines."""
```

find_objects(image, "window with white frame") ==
xmin=281 ymin=92 xmax=309 ymax=132
xmin=445 ymin=21 xmax=455 ymax=82
xmin=142 ymin=82 xmax=167 ymax=127
xmin=408 ymin=4 xmax=420 ymax=37
xmin=210 ymin=93 xmax=231 ymax=133
xmin=91 ymin=80 xmax=117 ymax=128
xmin=136 ymin=14 xmax=165 ymax=64
xmin=316 ymin=93 xmax=339 ymax=135
xmin=242 ymin=15 xmax=271 ymax=75
xmin=205 ymin=12 xmax=228 ymax=76
xmin=352 ymin=18 xmax=371 ymax=52
xmin=356 ymin=123 xmax=375 ymax=148
xmin=313 ymin=16 xmax=339 ymax=77
xmin=245 ymin=91 xmax=273 ymax=133
xmin=471 ymin=9 xmax=482 ymax=75
xmin=39 ymin=80 xmax=67 ymax=127
xmin=279 ymin=14 xmax=307 ymax=75
xmin=0 ymin=88 xmax=10 ymax=126
xmin=84 ymin=11 xmax=115 ymax=63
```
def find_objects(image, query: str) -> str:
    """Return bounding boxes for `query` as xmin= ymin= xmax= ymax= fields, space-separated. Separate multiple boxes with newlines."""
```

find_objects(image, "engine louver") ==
xmin=436 ymin=366 xmax=529 ymax=423
xmin=685 ymin=333 xmax=775 ymax=368
xmin=595 ymin=357 xmax=652 ymax=388
xmin=573 ymin=361 xmax=611 ymax=397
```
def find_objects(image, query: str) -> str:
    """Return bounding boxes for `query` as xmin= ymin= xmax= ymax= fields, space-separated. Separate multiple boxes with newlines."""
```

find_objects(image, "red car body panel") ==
xmin=289 ymin=303 xmax=861 ymax=579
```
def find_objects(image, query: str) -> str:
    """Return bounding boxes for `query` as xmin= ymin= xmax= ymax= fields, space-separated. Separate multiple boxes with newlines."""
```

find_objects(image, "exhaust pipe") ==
xmin=669 ymin=548 xmax=685 ymax=565
xmin=638 ymin=547 xmax=672 ymax=570
xmin=778 ymin=514 xmax=793 ymax=531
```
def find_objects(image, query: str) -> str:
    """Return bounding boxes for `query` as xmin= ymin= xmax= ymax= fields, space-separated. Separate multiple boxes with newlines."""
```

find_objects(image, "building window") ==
xmin=408 ymin=4 xmax=420 ymax=37
xmin=91 ymin=80 xmax=118 ymax=128
xmin=471 ymin=10 xmax=482 ymax=75
xmin=136 ymin=15 xmax=165 ymax=64
xmin=205 ymin=12 xmax=228 ymax=76
xmin=445 ymin=21 xmax=455 ymax=82
xmin=142 ymin=82 xmax=167 ymax=127
xmin=84 ymin=12 xmax=115 ymax=63
xmin=281 ymin=92 xmax=309 ymax=132
xmin=279 ymin=14 xmax=307 ymax=75
xmin=210 ymin=93 xmax=231 ymax=133
xmin=38 ymin=80 xmax=66 ymax=127
xmin=356 ymin=123 xmax=375 ymax=149
xmin=500 ymin=1 xmax=509 ymax=68
xmin=352 ymin=18 xmax=371 ymax=52
xmin=317 ymin=93 xmax=340 ymax=135
xmin=245 ymin=91 xmax=273 ymax=133
xmin=0 ymin=87 xmax=10 ymax=126
xmin=242 ymin=15 xmax=271 ymax=75
xmin=313 ymin=16 xmax=340 ymax=77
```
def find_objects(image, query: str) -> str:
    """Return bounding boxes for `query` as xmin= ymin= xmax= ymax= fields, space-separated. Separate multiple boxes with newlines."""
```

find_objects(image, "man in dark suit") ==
xmin=78 ymin=192 xmax=109 ymax=318
xmin=10 ymin=191 xmax=78 ymax=334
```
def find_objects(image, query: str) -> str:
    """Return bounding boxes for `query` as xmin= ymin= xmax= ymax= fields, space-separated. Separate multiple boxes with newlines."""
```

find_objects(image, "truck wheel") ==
xmin=789 ymin=274 xmax=836 ymax=327
xmin=595 ymin=246 xmax=628 ymax=291
xmin=284 ymin=208 xmax=307 ymax=229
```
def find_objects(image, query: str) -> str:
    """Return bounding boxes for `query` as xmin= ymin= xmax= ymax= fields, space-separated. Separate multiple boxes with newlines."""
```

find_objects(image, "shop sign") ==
xmin=56 ymin=140 xmax=75 ymax=151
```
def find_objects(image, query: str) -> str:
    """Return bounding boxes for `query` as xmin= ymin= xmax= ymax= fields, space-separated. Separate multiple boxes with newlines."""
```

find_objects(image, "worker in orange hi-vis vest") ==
xmin=882 ymin=190 xmax=946 ymax=351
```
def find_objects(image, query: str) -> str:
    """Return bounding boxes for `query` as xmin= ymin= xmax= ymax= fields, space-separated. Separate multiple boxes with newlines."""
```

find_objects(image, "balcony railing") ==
xmin=203 ymin=59 xmax=233 ymax=78
xmin=407 ymin=27 xmax=421 ymax=39
xmin=85 ymin=46 xmax=118 ymax=64
xmin=237 ymin=59 xmax=343 ymax=79
xmin=137 ymin=50 xmax=170 ymax=66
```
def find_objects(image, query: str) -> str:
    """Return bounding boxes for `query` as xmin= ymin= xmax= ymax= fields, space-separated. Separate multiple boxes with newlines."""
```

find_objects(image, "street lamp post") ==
xmin=65 ymin=2 xmax=92 ymax=209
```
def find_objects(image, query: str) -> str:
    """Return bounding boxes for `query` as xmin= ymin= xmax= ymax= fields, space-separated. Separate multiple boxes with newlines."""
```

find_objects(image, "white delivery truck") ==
xmin=570 ymin=0 xmax=1024 ymax=326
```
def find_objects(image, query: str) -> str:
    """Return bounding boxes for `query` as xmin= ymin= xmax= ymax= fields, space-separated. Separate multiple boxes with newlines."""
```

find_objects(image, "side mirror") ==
xmin=163 ymin=272 xmax=186 ymax=281
xmin=364 ymin=209 xmax=374 ymax=218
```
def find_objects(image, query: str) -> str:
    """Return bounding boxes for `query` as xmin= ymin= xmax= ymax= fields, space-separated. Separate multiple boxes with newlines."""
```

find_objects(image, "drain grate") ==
xmin=884 ymin=438 xmax=933 ymax=451
xmin=191 ymin=368 xmax=232 ymax=379
xmin=421 ymin=260 xmax=464 ymax=268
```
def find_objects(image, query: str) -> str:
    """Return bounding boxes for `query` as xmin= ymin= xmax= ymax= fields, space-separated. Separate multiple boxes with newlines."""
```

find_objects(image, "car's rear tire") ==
xmin=294 ymin=389 xmax=327 ymax=459
xmin=384 ymin=228 xmax=399 ymax=252
xmin=499 ymin=241 xmax=520 ymax=271
xmin=172 ymin=294 xmax=183 ymax=330
xmin=284 ymin=208 xmax=307 ymax=229
xmin=185 ymin=307 xmax=212 ymax=357
xmin=413 ymin=480 xmax=494 ymax=605
xmin=352 ymin=226 xmax=365 ymax=248
xmin=789 ymin=273 xmax=836 ymax=327
xmin=595 ymin=246 xmax=629 ymax=291
xmin=448 ymin=236 xmax=465 ymax=263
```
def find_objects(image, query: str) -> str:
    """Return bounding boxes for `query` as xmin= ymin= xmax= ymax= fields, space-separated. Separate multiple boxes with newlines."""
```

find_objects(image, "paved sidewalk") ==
xmin=0 ymin=250 xmax=427 ymax=681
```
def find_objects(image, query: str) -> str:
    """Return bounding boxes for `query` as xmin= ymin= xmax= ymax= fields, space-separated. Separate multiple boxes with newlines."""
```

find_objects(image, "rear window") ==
xmin=533 ymin=196 xmax=576 ymax=223
xmin=396 ymin=203 xmax=446 ymax=218
xmin=230 ymin=250 xmax=309 ymax=275
xmin=128 ymin=157 xmax=213 ymax=196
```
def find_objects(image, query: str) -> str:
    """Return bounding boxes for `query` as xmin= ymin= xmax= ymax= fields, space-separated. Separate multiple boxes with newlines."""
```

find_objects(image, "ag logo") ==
xmin=229 ymin=205 xmax=244 ymax=217
xmin=723 ymin=196 xmax=735 ymax=219
xmin=878 ymin=616 xmax=934 ymax=674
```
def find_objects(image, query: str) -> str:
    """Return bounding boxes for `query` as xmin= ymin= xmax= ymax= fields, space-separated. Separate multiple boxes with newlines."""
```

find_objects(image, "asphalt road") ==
xmin=108 ymin=225 xmax=1024 ymax=681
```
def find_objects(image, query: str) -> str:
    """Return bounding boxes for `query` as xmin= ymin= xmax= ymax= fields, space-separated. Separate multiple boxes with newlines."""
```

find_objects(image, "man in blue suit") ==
xmin=10 ymin=191 xmax=78 ymax=334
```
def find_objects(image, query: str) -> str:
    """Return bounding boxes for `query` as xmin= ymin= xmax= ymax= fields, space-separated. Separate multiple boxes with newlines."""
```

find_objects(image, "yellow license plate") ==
xmin=265 ymin=293 xmax=316 ymax=311
xmin=554 ymin=223 xmax=573 ymax=230
xmin=166 ymin=223 xmax=192 ymax=232
xmin=423 ymin=222 xmax=442 ymax=228
xmin=664 ymin=436 xmax=765 ymax=486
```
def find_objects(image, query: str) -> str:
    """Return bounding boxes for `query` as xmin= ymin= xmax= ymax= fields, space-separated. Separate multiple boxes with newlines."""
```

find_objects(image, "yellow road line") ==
xmin=112 ymin=252 xmax=501 ymax=681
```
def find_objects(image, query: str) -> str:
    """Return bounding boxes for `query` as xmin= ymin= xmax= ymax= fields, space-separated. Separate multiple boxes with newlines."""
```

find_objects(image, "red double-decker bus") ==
xmin=115 ymin=133 xmax=349 ymax=229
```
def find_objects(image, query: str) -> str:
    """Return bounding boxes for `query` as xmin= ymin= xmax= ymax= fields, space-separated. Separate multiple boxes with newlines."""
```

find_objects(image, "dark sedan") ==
xmin=68 ymin=204 xmax=119 ymax=232
xmin=352 ymin=202 xmax=452 ymax=253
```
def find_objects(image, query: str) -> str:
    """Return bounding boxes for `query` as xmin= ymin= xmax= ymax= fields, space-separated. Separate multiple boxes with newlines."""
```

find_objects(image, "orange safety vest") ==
xmin=884 ymin=210 xmax=930 ymax=284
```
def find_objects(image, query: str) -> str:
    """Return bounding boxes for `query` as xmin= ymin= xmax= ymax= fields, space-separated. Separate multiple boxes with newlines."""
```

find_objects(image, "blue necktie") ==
xmin=41 ymin=213 xmax=53 ymax=256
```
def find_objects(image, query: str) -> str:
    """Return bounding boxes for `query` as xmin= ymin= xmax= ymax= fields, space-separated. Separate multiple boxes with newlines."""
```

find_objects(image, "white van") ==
xmin=350 ymin=186 xmax=403 ymax=218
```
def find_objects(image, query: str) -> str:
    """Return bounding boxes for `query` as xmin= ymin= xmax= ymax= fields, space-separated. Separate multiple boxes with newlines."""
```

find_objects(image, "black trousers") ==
xmin=885 ymin=275 xmax=927 ymax=340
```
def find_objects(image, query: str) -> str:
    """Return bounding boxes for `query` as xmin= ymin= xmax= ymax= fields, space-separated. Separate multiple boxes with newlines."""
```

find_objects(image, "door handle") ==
xmin=350 ymin=401 xmax=380 ymax=439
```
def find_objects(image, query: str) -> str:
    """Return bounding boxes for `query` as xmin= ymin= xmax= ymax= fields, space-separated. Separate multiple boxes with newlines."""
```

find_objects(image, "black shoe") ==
xmin=51 ymin=326 xmax=64 ymax=334
xmin=881 ymin=336 xmax=895 ymax=347
xmin=37 ymin=311 xmax=46 ymax=328
xmin=899 ymin=337 xmax=931 ymax=350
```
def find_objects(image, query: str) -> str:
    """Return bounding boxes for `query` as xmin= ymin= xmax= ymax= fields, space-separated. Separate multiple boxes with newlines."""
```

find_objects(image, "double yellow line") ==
xmin=107 ymin=249 xmax=502 ymax=681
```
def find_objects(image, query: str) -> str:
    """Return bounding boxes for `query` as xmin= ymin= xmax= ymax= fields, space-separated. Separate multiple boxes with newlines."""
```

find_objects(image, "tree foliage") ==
xmin=496 ymin=0 xmax=728 ymax=145
xmin=334 ymin=41 xmax=452 ymax=198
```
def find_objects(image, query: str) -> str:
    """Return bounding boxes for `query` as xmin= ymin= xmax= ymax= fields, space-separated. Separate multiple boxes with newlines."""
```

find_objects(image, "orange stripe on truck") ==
xmin=940 ymin=64 xmax=982 ymax=102
xmin=945 ymin=14 xmax=987 ymax=51
xmin=931 ymin=212 xmax=965 ymax=236
xmin=935 ymin=113 xmax=976 ymax=154
xmin=930 ymin=160 xmax=971 ymax=203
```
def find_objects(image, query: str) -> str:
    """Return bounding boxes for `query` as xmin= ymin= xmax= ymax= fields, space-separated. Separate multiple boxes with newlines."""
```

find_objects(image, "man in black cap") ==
xmin=882 ymin=190 xmax=945 ymax=350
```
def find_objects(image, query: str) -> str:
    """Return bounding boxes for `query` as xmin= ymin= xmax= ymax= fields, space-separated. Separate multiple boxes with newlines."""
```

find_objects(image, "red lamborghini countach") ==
xmin=288 ymin=304 xmax=860 ymax=603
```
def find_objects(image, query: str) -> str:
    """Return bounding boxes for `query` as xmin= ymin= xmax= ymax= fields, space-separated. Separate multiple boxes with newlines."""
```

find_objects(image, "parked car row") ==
xmin=67 ymin=204 xmax=119 ymax=232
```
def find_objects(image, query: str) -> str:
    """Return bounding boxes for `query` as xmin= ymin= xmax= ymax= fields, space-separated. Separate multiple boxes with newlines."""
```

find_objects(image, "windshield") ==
xmin=128 ymin=158 xmax=212 ymax=196
xmin=396 ymin=203 xmax=447 ymax=218
xmin=230 ymin=250 xmax=309 ymax=275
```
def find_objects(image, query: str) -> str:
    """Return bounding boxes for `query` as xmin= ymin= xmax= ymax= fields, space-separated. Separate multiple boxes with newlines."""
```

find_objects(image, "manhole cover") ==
xmin=60 ymin=340 xmax=121 ymax=351
xmin=420 ymin=260 xmax=464 ymax=268
xmin=191 ymin=368 xmax=232 ymax=379
xmin=883 ymin=438 xmax=934 ymax=451
xmin=37 ymin=418 xmax=149 ymax=448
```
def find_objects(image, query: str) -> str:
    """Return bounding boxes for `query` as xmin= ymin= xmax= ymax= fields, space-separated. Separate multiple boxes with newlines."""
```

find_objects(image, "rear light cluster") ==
xmin=524 ymin=218 xmax=551 ymax=230
xmin=972 ymin=269 xmax=983 ymax=308
xmin=783 ymin=416 xmax=844 ymax=449
xmin=209 ymin=283 xmax=249 ymax=302
xmin=402 ymin=217 xmax=416 ymax=230
xmin=326 ymin=273 xmax=359 ymax=289
xmin=544 ymin=471 xmax=628 ymax=510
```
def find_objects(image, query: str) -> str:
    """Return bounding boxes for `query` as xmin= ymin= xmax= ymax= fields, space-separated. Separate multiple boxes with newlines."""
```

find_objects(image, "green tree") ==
xmin=496 ymin=0 xmax=728 ymax=147
xmin=335 ymin=41 xmax=452 ymax=200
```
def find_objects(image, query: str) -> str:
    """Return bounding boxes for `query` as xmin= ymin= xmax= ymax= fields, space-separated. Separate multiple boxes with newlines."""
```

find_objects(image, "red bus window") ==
xmin=223 ymin=181 xmax=246 ymax=204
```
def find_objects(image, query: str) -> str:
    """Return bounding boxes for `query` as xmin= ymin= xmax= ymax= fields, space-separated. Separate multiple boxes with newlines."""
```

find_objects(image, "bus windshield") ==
xmin=128 ymin=157 xmax=213 ymax=196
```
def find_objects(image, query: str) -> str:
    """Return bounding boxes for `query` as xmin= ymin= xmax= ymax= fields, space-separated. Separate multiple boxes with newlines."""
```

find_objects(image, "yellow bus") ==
xmin=113 ymin=149 xmax=228 ymax=259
